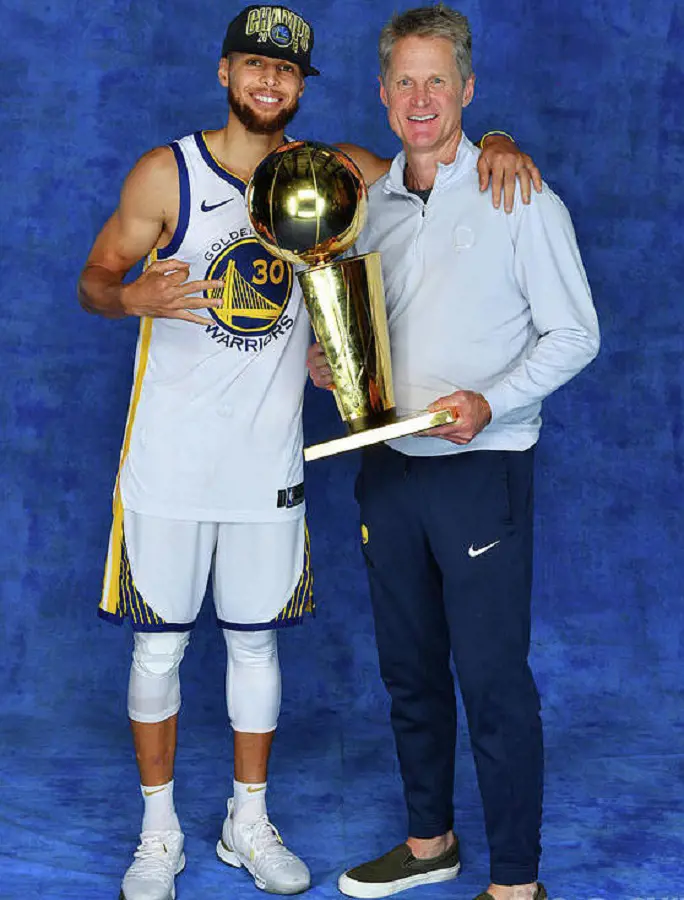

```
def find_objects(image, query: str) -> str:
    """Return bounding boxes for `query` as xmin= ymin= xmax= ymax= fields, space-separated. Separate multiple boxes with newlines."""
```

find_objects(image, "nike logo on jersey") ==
xmin=468 ymin=540 xmax=500 ymax=558
xmin=201 ymin=198 xmax=233 ymax=212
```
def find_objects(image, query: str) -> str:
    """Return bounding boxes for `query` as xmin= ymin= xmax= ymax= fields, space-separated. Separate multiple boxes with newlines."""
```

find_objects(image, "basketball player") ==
xmin=77 ymin=5 xmax=542 ymax=899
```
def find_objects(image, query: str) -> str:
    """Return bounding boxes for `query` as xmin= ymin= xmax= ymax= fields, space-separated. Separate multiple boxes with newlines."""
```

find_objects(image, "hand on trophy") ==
xmin=427 ymin=391 xmax=492 ymax=445
xmin=306 ymin=342 xmax=334 ymax=390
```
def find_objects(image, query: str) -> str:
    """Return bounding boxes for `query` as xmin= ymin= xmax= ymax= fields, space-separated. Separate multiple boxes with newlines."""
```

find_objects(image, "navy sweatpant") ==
xmin=356 ymin=444 xmax=543 ymax=886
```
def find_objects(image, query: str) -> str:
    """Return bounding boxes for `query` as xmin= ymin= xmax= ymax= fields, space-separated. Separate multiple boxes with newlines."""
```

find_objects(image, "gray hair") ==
xmin=378 ymin=4 xmax=473 ymax=86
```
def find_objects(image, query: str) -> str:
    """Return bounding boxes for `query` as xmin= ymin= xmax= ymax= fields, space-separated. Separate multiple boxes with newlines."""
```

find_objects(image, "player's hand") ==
xmin=426 ymin=390 xmax=491 ymax=445
xmin=306 ymin=342 xmax=334 ymax=390
xmin=122 ymin=258 xmax=224 ymax=325
xmin=477 ymin=134 xmax=542 ymax=214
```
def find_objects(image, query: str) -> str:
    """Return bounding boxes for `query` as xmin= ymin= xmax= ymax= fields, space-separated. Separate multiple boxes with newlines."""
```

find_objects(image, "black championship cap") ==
xmin=222 ymin=5 xmax=320 ymax=76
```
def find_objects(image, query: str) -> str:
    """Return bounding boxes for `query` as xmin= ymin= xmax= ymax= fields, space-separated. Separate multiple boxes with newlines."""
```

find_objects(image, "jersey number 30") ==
xmin=252 ymin=259 xmax=285 ymax=285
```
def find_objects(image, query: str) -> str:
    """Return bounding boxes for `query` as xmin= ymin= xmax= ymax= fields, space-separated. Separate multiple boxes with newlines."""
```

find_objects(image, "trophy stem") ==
xmin=346 ymin=407 xmax=398 ymax=434
xmin=298 ymin=253 xmax=394 ymax=427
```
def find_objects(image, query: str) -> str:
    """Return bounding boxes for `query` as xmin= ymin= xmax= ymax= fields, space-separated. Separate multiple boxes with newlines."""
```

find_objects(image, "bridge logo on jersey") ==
xmin=205 ymin=238 xmax=293 ymax=343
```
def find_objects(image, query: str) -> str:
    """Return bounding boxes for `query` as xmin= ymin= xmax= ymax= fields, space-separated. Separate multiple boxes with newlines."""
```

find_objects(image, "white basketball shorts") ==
xmin=98 ymin=510 xmax=313 ymax=632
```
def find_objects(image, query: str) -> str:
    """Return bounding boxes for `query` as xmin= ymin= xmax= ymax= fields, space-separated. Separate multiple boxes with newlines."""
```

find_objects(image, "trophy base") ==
xmin=304 ymin=409 xmax=456 ymax=462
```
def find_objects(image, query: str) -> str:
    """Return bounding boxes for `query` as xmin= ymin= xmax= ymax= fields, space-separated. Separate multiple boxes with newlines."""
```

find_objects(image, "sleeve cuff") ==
xmin=482 ymin=382 xmax=513 ymax=422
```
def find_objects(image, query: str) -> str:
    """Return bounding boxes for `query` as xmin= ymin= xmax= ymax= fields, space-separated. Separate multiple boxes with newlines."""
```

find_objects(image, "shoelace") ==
xmin=130 ymin=833 xmax=180 ymax=882
xmin=248 ymin=817 xmax=297 ymax=871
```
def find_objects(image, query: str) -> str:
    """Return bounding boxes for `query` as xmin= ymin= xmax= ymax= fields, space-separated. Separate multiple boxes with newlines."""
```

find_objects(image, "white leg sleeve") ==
xmin=128 ymin=631 xmax=190 ymax=724
xmin=225 ymin=629 xmax=281 ymax=733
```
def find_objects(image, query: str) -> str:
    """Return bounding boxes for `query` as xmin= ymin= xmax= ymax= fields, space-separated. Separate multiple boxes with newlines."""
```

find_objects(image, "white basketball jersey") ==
xmin=118 ymin=132 xmax=310 ymax=522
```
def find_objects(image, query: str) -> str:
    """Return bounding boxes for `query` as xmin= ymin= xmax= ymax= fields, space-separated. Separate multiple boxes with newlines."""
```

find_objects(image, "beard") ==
xmin=228 ymin=85 xmax=300 ymax=135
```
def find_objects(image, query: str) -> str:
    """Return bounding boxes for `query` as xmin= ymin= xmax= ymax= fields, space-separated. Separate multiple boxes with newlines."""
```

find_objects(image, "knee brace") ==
xmin=224 ymin=629 xmax=281 ymax=733
xmin=128 ymin=631 xmax=190 ymax=724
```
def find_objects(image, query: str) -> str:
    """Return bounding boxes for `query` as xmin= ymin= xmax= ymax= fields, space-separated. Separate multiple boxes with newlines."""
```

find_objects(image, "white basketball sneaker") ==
xmin=216 ymin=798 xmax=311 ymax=894
xmin=120 ymin=830 xmax=185 ymax=900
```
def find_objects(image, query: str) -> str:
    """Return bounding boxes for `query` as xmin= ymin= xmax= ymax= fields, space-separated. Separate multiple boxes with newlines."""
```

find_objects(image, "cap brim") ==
xmin=221 ymin=42 xmax=320 ymax=76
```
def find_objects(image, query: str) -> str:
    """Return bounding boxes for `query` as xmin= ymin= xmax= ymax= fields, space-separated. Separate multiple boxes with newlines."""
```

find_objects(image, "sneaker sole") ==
xmin=337 ymin=862 xmax=461 ymax=899
xmin=119 ymin=853 xmax=186 ymax=900
xmin=216 ymin=839 xmax=310 ymax=895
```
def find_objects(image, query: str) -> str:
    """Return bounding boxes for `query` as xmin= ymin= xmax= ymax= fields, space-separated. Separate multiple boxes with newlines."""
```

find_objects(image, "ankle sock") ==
xmin=141 ymin=779 xmax=180 ymax=833
xmin=233 ymin=779 xmax=267 ymax=823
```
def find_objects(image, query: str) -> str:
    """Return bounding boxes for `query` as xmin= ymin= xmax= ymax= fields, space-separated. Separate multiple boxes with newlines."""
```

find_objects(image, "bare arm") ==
xmin=335 ymin=143 xmax=391 ymax=186
xmin=78 ymin=147 xmax=222 ymax=325
xmin=336 ymin=135 xmax=543 ymax=213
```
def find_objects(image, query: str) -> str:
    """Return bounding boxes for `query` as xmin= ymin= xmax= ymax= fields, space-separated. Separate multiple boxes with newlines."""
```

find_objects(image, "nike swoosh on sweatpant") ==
xmin=467 ymin=540 xmax=500 ymax=558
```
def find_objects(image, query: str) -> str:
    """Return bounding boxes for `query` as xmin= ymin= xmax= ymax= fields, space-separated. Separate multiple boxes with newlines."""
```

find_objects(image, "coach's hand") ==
xmin=427 ymin=390 xmax=491 ymax=445
xmin=306 ymin=342 xmax=335 ymax=389
xmin=477 ymin=134 xmax=542 ymax=214
xmin=122 ymin=258 xmax=224 ymax=325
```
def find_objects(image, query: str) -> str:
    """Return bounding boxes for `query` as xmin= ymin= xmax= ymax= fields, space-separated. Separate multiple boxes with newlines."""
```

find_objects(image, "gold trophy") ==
xmin=246 ymin=141 xmax=455 ymax=461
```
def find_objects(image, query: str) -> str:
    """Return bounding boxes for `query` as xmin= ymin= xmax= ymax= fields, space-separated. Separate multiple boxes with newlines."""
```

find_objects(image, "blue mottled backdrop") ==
xmin=0 ymin=1 xmax=682 ymax=898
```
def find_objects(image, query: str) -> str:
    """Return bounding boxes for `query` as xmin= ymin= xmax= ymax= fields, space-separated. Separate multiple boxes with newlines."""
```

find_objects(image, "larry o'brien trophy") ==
xmin=246 ymin=141 xmax=455 ymax=461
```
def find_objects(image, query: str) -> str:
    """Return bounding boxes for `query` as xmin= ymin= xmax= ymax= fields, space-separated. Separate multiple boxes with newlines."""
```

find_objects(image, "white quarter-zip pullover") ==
xmin=355 ymin=134 xmax=600 ymax=456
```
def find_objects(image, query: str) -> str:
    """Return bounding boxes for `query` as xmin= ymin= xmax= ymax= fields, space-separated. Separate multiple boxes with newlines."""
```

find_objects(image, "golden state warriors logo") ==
xmin=205 ymin=238 xmax=293 ymax=350
xmin=271 ymin=23 xmax=292 ymax=47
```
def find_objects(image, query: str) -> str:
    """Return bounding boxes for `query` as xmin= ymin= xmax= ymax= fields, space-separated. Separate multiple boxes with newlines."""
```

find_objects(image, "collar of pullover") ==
xmin=383 ymin=132 xmax=477 ymax=196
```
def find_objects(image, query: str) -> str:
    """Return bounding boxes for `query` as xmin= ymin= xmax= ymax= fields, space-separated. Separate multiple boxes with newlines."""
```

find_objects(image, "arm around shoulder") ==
xmin=476 ymin=132 xmax=543 ymax=213
xmin=335 ymin=143 xmax=391 ymax=187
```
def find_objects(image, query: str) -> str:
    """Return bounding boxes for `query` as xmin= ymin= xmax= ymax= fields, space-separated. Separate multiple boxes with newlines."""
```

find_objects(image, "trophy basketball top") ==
xmin=246 ymin=141 xmax=368 ymax=267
